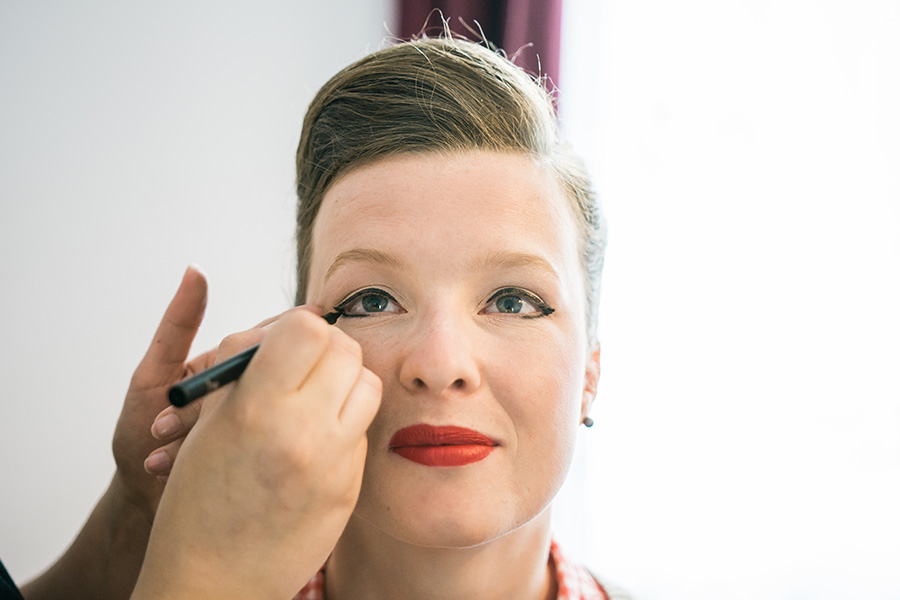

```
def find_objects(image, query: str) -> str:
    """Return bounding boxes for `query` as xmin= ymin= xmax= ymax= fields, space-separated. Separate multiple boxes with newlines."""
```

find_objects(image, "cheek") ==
xmin=505 ymin=332 xmax=584 ymax=415
xmin=493 ymin=339 xmax=584 ymax=463
xmin=349 ymin=331 xmax=401 ymax=432
xmin=353 ymin=332 xmax=398 ymax=395
xmin=489 ymin=347 xmax=582 ymax=518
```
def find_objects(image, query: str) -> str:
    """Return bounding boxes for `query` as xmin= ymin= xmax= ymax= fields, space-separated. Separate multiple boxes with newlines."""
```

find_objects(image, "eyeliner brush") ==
xmin=167 ymin=310 xmax=342 ymax=407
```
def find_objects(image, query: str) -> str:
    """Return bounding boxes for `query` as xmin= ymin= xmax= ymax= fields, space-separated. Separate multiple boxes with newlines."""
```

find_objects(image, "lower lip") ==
xmin=392 ymin=444 xmax=495 ymax=467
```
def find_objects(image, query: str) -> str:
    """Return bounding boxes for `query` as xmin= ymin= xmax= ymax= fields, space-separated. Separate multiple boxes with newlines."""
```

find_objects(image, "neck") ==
xmin=325 ymin=509 xmax=556 ymax=600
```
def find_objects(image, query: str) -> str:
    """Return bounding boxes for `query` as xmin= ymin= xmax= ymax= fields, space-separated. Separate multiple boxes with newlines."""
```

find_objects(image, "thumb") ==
xmin=134 ymin=265 xmax=209 ymax=387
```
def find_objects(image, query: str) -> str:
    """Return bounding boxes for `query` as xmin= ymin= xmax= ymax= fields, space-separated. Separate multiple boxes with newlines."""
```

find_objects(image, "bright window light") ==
xmin=557 ymin=1 xmax=900 ymax=598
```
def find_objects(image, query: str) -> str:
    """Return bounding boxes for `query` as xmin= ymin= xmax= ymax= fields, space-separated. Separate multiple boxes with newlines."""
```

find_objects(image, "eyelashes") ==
xmin=481 ymin=287 xmax=555 ymax=319
xmin=330 ymin=287 xmax=554 ymax=320
xmin=333 ymin=287 xmax=405 ymax=318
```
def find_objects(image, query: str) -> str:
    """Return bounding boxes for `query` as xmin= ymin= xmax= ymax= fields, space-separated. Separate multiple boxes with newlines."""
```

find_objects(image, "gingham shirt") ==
xmin=292 ymin=540 xmax=628 ymax=600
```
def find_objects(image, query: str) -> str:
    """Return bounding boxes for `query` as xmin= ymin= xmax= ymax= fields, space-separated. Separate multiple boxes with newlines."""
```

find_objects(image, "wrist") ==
xmin=18 ymin=474 xmax=158 ymax=600
xmin=107 ymin=471 xmax=158 ymax=534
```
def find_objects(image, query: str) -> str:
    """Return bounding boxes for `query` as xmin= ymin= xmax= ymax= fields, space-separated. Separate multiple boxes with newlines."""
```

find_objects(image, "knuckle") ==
xmin=282 ymin=307 xmax=331 ymax=346
xmin=281 ymin=308 xmax=328 ymax=332
xmin=217 ymin=332 xmax=242 ymax=354
xmin=177 ymin=398 xmax=203 ymax=424
xmin=252 ymin=436 xmax=319 ymax=489
xmin=217 ymin=330 xmax=261 ymax=361
xmin=361 ymin=368 xmax=383 ymax=397
xmin=337 ymin=331 xmax=363 ymax=360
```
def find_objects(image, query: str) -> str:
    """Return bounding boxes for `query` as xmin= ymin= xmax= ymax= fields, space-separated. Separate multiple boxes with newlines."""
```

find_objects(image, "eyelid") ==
xmin=482 ymin=287 xmax=555 ymax=318
xmin=333 ymin=287 xmax=404 ymax=315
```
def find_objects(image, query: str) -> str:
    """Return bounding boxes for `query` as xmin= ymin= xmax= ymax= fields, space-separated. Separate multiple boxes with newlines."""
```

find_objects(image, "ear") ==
xmin=581 ymin=344 xmax=601 ymax=421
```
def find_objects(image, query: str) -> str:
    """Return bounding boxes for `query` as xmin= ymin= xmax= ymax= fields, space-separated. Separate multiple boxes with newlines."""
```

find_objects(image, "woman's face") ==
xmin=306 ymin=150 xmax=597 ymax=548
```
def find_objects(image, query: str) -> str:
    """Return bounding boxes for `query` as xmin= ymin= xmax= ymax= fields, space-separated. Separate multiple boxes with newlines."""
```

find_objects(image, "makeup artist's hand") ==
xmin=131 ymin=308 xmax=382 ymax=600
xmin=20 ymin=265 xmax=215 ymax=600
xmin=142 ymin=312 xmax=284 ymax=479
xmin=110 ymin=264 xmax=214 ymax=518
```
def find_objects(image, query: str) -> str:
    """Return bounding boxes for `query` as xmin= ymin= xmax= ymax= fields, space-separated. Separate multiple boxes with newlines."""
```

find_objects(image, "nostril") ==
xmin=413 ymin=377 xmax=426 ymax=389
xmin=452 ymin=379 xmax=465 ymax=389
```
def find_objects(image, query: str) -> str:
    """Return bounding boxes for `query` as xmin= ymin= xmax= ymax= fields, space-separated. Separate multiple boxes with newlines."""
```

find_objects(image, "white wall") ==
xmin=560 ymin=1 xmax=900 ymax=598
xmin=0 ymin=0 xmax=394 ymax=581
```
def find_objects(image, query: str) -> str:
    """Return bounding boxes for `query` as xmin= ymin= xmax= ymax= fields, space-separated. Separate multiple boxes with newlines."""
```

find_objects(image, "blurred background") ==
xmin=1 ymin=1 xmax=898 ymax=598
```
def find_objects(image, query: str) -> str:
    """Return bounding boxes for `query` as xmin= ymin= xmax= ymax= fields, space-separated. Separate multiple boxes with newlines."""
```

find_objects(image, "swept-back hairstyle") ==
xmin=295 ymin=36 xmax=606 ymax=342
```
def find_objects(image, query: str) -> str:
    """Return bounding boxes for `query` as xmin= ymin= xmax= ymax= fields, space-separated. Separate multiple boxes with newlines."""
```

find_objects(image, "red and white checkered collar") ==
xmin=292 ymin=539 xmax=608 ymax=600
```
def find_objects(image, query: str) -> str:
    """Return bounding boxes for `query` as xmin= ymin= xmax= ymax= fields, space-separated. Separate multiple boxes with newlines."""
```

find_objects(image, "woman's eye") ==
xmin=335 ymin=288 xmax=403 ymax=317
xmin=482 ymin=288 xmax=554 ymax=318
xmin=495 ymin=294 xmax=527 ymax=313
xmin=360 ymin=294 xmax=388 ymax=312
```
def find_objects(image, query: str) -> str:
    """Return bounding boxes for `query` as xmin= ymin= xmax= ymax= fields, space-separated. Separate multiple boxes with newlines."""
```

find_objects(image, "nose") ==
xmin=398 ymin=313 xmax=482 ymax=396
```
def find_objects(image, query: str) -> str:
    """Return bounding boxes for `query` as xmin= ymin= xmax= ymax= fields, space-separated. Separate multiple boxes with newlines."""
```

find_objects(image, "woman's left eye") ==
xmin=481 ymin=288 xmax=554 ymax=318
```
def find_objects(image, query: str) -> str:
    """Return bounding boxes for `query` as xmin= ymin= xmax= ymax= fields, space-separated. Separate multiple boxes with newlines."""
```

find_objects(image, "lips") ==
xmin=389 ymin=424 xmax=498 ymax=467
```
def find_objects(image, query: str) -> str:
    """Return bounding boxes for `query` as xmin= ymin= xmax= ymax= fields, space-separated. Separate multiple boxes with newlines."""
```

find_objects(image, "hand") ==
xmin=132 ymin=308 xmax=382 ymax=600
xmin=110 ymin=265 xmax=213 ymax=518
xmin=20 ymin=266 xmax=216 ymax=600
xmin=142 ymin=312 xmax=285 ymax=480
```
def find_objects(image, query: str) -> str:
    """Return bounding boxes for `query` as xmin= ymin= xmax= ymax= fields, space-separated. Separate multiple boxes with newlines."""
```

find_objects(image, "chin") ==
xmin=354 ymin=481 xmax=549 ymax=551
xmin=396 ymin=514 xmax=510 ymax=549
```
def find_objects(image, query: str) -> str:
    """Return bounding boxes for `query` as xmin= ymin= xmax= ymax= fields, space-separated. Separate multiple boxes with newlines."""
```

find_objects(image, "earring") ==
xmin=581 ymin=416 xmax=594 ymax=428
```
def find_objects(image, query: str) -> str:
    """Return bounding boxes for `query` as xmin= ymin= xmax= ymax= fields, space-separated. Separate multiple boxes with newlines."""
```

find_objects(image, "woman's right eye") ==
xmin=334 ymin=288 xmax=404 ymax=317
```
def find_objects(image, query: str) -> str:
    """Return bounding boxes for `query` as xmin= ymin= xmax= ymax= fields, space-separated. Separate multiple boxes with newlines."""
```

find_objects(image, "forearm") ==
xmin=20 ymin=474 xmax=154 ymax=600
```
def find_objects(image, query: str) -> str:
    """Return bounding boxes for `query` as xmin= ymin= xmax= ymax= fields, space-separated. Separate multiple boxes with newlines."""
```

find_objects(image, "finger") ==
xmin=215 ymin=328 xmax=267 ymax=364
xmin=238 ymin=308 xmax=334 ymax=399
xmin=158 ymin=325 xmax=272 ymax=428
xmin=184 ymin=345 xmax=218 ymax=376
xmin=297 ymin=304 xmax=326 ymax=318
xmin=183 ymin=308 xmax=298 ymax=374
xmin=143 ymin=432 xmax=194 ymax=476
xmin=292 ymin=330 xmax=365 ymax=420
xmin=151 ymin=406 xmax=183 ymax=440
xmin=337 ymin=367 xmax=382 ymax=434
xmin=179 ymin=327 xmax=269 ymax=416
xmin=251 ymin=303 xmax=324 ymax=330
xmin=144 ymin=443 xmax=175 ymax=476
xmin=252 ymin=312 xmax=287 ymax=329
xmin=151 ymin=400 xmax=204 ymax=441
xmin=135 ymin=265 xmax=209 ymax=384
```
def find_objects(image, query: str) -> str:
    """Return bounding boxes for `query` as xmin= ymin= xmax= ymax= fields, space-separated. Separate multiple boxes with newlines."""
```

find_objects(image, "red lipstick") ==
xmin=389 ymin=424 xmax=497 ymax=467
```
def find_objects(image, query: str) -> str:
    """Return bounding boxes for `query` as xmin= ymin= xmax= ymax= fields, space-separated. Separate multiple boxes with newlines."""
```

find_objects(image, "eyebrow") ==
xmin=323 ymin=248 xmax=560 ymax=284
xmin=474 ymin=250 xmax=561 ymax=281
xmin=324 ymin=248 xmax=408 ymax=284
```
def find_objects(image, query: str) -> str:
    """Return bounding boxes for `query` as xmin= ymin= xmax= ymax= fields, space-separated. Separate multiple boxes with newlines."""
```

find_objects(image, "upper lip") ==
xmin=389 ymin=424 xmax=497 ymax=448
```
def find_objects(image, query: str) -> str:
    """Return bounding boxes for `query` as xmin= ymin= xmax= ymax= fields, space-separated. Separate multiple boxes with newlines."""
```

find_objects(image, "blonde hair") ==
xmin=295 ymin=36 xmax=606 ymax=342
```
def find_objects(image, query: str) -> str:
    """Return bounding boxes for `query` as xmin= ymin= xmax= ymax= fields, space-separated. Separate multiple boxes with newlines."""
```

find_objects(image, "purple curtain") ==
xmin=397 ymin=0 xmax=564 ymax=87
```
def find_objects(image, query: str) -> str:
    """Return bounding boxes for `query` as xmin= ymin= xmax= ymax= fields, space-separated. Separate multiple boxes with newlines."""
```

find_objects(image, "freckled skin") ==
xmin=305 ymin=151 xmax=595 ymax=549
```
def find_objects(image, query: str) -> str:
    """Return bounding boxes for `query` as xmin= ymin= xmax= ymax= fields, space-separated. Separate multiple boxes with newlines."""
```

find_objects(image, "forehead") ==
xmin=308 ymin=151 xmax=581 ymax=288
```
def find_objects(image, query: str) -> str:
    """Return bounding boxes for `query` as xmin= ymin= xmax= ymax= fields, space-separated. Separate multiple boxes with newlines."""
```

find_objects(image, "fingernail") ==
xmin=144 ymin=450 xmax=171 ymax=474
xmin=151 ymin=413 xmax=181 ymax=439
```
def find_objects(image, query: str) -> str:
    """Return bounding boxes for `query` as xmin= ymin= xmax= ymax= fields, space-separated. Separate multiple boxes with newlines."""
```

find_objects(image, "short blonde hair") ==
xmin=295 ymin=37 xmax=605 ymax=342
